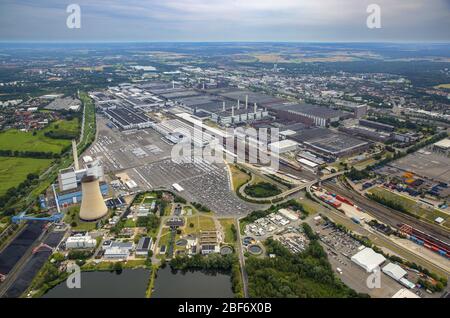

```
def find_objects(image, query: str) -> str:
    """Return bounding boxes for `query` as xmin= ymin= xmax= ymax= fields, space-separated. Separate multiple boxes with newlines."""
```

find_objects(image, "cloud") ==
xmin=0 ymin=0 xmax=449 ymax=41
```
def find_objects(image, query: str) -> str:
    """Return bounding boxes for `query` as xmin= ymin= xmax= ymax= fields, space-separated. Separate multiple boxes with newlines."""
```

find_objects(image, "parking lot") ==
xmin=88 ymin=117 xmax=258 ymax=216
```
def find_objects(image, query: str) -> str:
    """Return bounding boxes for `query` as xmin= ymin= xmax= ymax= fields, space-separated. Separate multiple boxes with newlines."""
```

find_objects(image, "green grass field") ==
xmin=369 ymin=187 xmax=449 ymax=229
xmin=218 ymin=218 xmax=237 ymax=244
xmin=0 ymin=156 xmax=53 ymax=196
xmin=0 ymin=119 xmax=79 ymax=154
xmin=229 ymin=165 xmax=251 ymax=192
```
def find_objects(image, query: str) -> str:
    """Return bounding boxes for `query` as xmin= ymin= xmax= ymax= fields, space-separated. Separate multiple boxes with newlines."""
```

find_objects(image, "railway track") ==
xmin=322 ymin=180 xmax=450 ymax=245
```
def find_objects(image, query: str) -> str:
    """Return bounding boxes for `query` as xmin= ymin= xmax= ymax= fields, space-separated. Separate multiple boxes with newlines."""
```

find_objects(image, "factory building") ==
xmin=339 ymin=125 xmax=392 ymax=142
xmin=66 ymin=235 xmax=96 ymax=249
xmin=269 ymin=139 xmax=299 ymax=154
xmin=291 ymin=128 xmax=370 ymax=159
xmin=269 ymin=103 xmax=347 ymax=127
xmin=359 ymin=119 xmax=395 ymax=132
xmin=210 ymin=101 xmax=269 ymax=126
xmin=103 ymin=242 xmax=134 ymax=259
xmin=433 ymin=138 xmax=450 ymax=155
xmin=136 ymin=237 xmax=152 ymax=256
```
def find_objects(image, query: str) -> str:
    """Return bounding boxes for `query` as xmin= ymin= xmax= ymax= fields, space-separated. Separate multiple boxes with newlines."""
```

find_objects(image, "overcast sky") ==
xmin=0 ymin=0 xmax=449 ymax=42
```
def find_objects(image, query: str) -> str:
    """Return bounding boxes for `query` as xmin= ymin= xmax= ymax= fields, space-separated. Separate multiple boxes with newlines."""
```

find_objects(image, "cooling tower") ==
xmin=79 ymin=175 xmax=108 ymax=222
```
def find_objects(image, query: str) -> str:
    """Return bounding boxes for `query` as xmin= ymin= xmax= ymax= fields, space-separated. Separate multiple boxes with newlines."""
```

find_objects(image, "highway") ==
xmin=322 ymin=180 xmax=450 ymax=245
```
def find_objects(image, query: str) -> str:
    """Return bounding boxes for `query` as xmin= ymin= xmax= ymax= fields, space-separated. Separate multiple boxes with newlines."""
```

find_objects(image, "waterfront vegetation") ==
xmin=169 ymin=253 xmax=244 ymax=297
xmin=26 ymin=252 xmax=151 ymax=298
xmin=245 ymin=224 xmax=367 ymax=298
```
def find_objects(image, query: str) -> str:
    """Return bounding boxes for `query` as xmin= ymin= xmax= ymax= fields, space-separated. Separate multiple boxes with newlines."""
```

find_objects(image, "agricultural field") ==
xmin=434 ymin=83 xmax=450 ymax=89
xmin=368 ymin=187 xmax=449 ymax=229
xmin=0 ymin=118 xmax=79 ymax=154
xmin=0 ymin=156 xmax=53 ymax=196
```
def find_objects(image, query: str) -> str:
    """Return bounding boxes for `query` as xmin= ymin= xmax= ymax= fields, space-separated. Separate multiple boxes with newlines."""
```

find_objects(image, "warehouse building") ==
xmin=351 ymin=247 xmax=386 ymax=272
xmin=359 ymin=119 xmax=395 ymax=132
xmin=382 ymin=262 xmax=407 ymax=281
xmin=433 ymin=138 xmax=450 ymax=155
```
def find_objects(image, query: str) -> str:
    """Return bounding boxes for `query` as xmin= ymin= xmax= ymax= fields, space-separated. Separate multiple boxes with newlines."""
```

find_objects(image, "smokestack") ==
xmin=245 ymin=95 xmax=248 ymax=109
xmin=254 ymin=102 xmax=257 ymax=113
xmin=202 ymin=82 xmax=205 ymax=90
xmin=237 ymin=100 xmax=240 ymax=110
xmin=232 ymin=105 xmax=235 ymax=117
xmin=223 ymin=101 xmax=226 ymax=112
xmin=172 ymin=80 xmax=175 ymax=89
xmin=72 ymin=139 xmax=79 ymax=170
xmin=79 ymin=175 xmax=108 ymax=222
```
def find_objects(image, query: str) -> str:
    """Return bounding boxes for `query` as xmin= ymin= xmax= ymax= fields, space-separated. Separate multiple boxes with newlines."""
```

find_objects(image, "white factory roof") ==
xmin=172 ymin=183 xmax=184 ymax=192
xmin=351 ymin=247 xmax=386 ymax=273
xmin=83 ymin=155 xmax=93 ymax=163
xmin=269 ymin=139 xmax=298 ymax=152
xmin=125 ymin=180 xmax=138 ymax=189
xmin=382 ymin=263 xmax=407 ymax=281
xmin=391 ymin=288 xmax=420 ymax=298
xmin=280 ymin=129 xmax=297 ymax=136
xmin=278 ymin=208 xmax=298 ymax=221
xmin=298 ymin=158 xmax=318 ymax=168
xmin=434 ymin=138 xmax=450 ymax=149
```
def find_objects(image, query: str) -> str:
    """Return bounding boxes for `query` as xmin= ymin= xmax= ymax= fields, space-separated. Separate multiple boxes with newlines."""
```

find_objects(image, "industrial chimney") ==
xmin=254 ymin=102 xmax=257 ymax=113
xmin=223 ymin=101 xmax=226 ymax=112
xmin=237 ymin=100 xmax=240 ymax=110
xmin=245 ymin=95 xmax=248 ymax=109
xmin=79 ymin=175 xmax=108 ymax=222
xmin=231 ymin=105 xmax=235 ymax=117
xmin=72 ymin=139 xmax=79 ymax=170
